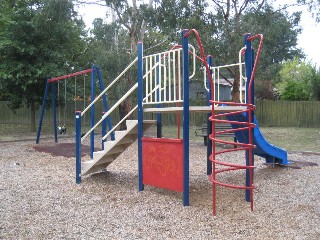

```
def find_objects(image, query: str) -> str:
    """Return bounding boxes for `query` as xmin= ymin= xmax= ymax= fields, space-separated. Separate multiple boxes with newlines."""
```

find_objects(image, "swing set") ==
xmin=36 ymin=65 xmax=114 ymax=148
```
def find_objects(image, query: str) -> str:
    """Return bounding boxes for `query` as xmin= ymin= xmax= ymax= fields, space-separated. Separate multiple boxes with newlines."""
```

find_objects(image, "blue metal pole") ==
xmin=96 ymin=66 xmax=115 ymax=141
xmin=52 ymin=81 xmax=58 ymax=143
xmin=90 ymin=65 xmax=95 ymax=159
xmin=245 ymin=34 xmax=253 ymax=104
xmin=36 ymin=79 xmax=50 ymax=144
xmin=182 ymin=29 xmax=190 ymax=206
xmin=206 ymin=55 xmax=213 ymax=175
xmin=75 ymin=111 xmax=82 ymax=184
xmin=156 ymin=55 xmax=162 ymax=138
xmin=244 ymin=33 xmax=253 ymax=202
xmin=137 ymin=42 xmax=144 ymax=191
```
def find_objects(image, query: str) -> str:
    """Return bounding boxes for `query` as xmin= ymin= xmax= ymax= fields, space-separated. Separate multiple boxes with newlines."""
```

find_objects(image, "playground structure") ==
xmin=38 ymin=29 xmax=289 ymax=215
xmin=36 ymin=65 xmax=115 ymax=146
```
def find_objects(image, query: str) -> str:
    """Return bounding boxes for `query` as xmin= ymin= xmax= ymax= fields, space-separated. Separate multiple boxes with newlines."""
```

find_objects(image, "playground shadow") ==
xmin=33 ymin=143 xmax=95 ymax=158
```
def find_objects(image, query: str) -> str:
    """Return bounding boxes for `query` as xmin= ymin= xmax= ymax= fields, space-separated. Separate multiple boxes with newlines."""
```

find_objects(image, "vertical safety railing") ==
xmin=143 ymin=45 xmax=196 ymax=106
xmin=204 ymin=47 xmax=246 ymax=104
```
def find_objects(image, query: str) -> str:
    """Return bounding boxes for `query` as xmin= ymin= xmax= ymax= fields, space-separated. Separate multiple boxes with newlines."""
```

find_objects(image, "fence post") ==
xmin=75 ymin=111 xmax=82 ymax=184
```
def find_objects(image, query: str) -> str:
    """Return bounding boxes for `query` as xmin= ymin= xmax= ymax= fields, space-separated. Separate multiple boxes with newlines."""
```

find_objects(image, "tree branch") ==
xmin=211 ymin=0 xmax=228 ymax=19
xmin=110 ymin=2 xmax=130 ymax=31
xmin=140 ymin=0 xmax=154 ymax=42
xmin=238 ymin=0 xmax=249 ymax=16
xmin=73 ymin=0 xmax=106 ymax=7
xmin=256 ymin=0 xmax=266 ymax=11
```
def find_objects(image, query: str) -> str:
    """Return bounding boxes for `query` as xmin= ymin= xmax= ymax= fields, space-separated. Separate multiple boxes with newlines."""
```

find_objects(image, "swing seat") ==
xmin=58 ymin=126 xmax=67 ymax=134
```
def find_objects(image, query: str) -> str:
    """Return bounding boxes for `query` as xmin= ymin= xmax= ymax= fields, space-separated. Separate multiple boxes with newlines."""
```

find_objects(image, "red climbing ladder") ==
xmin=209 ymin=101 xmax=256 ymax=215
xmin=208 ymin=33 xmax=264 ymax=215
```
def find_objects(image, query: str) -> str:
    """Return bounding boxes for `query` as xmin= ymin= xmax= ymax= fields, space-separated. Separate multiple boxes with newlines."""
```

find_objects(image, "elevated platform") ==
xmin=143 ymin=105 xmax=246 ymax=113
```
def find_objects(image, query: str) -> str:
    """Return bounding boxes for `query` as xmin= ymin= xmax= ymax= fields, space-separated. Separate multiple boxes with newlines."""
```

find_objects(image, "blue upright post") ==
xmin=36 ymin=79 xmax=50 ymax=144
xmin=90 ymin=65 xmax=95 ymax=159
xmin=156 ymin=55 xmax=162 ymax=138
xmin=182 ymin=29 xmax=190 ymax=206
xmin=244 ymin=33 xmax=254 ymax=202
xmin=245 ymin=34 xmax=253 ymax=113
xmin=75 ymin=111 xmax=82 ymax=184
xmin=137 ymin=42 xmax=144 ymax=191
xmin=52 ymin=81 xmax=58 ymax=143
xmin=96 ymin=66 xmax=115 ymax=141
xmin=206 ymin=55 xmax=213 ymax=175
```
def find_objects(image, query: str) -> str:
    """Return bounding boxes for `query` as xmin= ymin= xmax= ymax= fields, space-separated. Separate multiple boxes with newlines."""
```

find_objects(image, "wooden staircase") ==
xmin=82 ymin=120 xmax=156 ymax=175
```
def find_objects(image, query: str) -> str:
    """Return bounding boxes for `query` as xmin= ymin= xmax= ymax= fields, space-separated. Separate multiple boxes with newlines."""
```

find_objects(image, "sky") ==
xmin=75 ymin=2 xmax=320 ymax=67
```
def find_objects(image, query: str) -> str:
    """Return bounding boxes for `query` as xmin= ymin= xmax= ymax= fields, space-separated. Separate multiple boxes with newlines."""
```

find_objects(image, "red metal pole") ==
xmin=48 ymin=68 xmax=92 ymax=83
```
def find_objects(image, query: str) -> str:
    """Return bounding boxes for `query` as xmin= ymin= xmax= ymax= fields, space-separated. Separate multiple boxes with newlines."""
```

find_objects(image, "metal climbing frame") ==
xmin=209 ymin=33 xmax=264 ymax=215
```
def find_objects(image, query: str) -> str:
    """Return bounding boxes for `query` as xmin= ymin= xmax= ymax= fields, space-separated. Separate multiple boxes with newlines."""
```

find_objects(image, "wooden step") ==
xmin=82 ymin=120 xmax=156 ymax=176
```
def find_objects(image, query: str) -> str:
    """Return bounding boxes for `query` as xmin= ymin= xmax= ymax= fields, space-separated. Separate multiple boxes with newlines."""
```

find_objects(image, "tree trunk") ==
xmin=30 ymin=99 xmax=36 ymax=132
xmin=119 ymin=99 xmax=133 ymax=130
xmin=232 ymin=66 xmax=240 ymax=102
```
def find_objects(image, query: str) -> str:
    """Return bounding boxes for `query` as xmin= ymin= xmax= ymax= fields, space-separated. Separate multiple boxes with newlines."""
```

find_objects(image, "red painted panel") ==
xmin=142 ymin=137 xmax=183 ymax=192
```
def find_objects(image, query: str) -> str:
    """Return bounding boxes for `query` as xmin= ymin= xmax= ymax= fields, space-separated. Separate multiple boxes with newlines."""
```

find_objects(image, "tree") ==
xmin=241 ymin=5 xmax=303 ymax=99
xmin=207 ymin=0 xmax=267 ymax=101
xmin=0 ymin=0 xmax=86 ymax=131
xmin=297 ymin=0 xmax=320 ymax=22
xmin=276 ymin=57 xmax=320 ymax=100
xmin=78 ymin=0 xmax=307 ymax=104
xmin=99 ymin=0 xmax=157 ymax=129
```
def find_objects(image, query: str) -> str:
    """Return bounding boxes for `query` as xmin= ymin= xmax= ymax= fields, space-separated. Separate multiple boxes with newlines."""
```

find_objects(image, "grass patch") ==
xmin=161 ymin=125 xmax=320 ymax=153
xmin=259 ymin=127 xmax=320 ymax=152
xmin=1 ymin=123 xmax=319 ymax=153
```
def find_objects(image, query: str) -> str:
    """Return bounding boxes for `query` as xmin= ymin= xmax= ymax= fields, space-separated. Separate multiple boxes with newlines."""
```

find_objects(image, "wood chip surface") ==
xmin=1 ymin=138 xmax=319 ymax=239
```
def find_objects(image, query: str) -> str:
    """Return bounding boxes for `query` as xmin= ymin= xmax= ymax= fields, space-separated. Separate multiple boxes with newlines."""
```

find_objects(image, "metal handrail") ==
xmin=81 ymin=82 xmax=138 ymax=141
xmin=102 ymin=85 xmax=160 ymax=141
xmin=81 ymin=58 xmax=138 ymax=116
xmin=205 ymin=48 xmax=246 ymax=103
xmin=82 ymin=60 xmax=167 ymax=142
xmin=81 ymin=46 xmax=196 ymax=142
xmin=102 ymin=105 xmax=138 ymax=141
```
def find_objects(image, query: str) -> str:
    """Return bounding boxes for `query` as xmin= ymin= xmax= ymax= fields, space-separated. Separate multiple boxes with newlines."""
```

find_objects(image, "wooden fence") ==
xmin=255 ymin=100 xmax=320 ymax=128
xmin=0 ymin=100 xmax=319 ymax=128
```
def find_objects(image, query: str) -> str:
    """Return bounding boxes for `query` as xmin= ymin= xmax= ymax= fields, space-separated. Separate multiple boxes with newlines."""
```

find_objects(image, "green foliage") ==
xmin=84 ymin=0 xmax=307 ymax=102
xmin=240 ymin=5 xmax=304 ymax=99
xmin=277 ymin=57 xmax=320 ymax=100
xmin=0 ymin=0 xmax=86 ymax=109
xmin=297 ymin=0 xmax=320 ymax=22
xmin=242 ymin=6 xmax=303 ymax=76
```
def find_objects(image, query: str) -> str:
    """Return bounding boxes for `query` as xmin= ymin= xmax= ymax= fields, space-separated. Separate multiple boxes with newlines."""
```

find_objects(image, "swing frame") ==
xmin=57 ymin=78 xmax=67 ymax=134
xmin=36 ymin=65 xmax=114 ymax=147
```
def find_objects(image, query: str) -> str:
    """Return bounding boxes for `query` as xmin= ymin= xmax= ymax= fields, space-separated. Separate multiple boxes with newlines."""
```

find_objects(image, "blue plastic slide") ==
xmin=227 ymin=113 xmax=288 ymax=165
